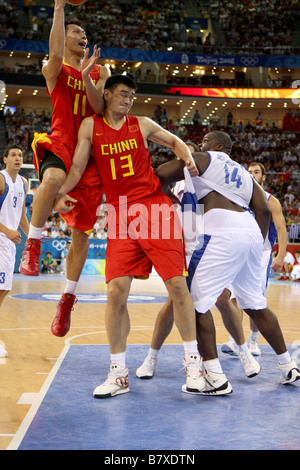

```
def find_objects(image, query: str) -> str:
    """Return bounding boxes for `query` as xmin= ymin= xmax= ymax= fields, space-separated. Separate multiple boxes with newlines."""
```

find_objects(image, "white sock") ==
xmin=64 ymin=280 xmax=78 ymax=295
xmin=148 ymin=347 xmax=159 ymax=359
xmin=111 ymin=352 xmax=126 ymax=369
xmin=204 ymin=358 xmax=223 ymax=374
xmin=237 ymin=342 xmax=248 ymax=353
xmin=28 ymin=223 xmax=44 ymax=240
xmin=250 ymin=331 xmax=259 ymax=342
xmin=183 ymin=340 xmax=198 ymax=358
xmin=277 ymin=351 xmax=291 ymax=365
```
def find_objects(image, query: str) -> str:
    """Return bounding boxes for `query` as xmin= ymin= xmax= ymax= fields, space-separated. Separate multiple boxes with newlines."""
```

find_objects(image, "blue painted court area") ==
xmin=18 ymin=345 xmax=300 ymax=450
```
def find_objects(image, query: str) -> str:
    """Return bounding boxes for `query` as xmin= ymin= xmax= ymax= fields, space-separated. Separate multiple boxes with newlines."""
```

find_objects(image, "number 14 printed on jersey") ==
xmin=224 ymin=164 xmax=243 ymax=188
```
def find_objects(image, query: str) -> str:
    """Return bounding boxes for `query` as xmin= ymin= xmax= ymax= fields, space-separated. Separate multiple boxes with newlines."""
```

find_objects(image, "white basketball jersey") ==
xmin=0 ymin=170 xmax=25 ymax=236
xmin=192 ymin=151 xmax=254 ymax=208
xmin=173 ymin=168 xmax=204 ymax=261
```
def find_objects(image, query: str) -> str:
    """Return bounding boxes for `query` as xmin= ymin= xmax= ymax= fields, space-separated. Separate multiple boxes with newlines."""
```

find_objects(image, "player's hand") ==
xmin=271 ymin=255 xmax=284 ymax=272
xmin=81 ymin=45 xmax=100 ymax=81
xmin=7 ymin=229 xmax=21 ymax=244
xmin=185 ymin=156 xmax=199 ymax=177
xmin=53 ymin=193 xmax=77 ymax=213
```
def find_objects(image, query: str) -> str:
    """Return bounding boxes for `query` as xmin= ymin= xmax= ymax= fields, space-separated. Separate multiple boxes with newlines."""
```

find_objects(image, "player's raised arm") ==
xmin=137 ymin=116 xmax=198 ymax=176
xmin=42 ymin=0 xmax=67 ymax=85
xmin=81 ymin=46 xmax=111 ymax=114
xmin=53 ymin=117 xmax=94 ymax=213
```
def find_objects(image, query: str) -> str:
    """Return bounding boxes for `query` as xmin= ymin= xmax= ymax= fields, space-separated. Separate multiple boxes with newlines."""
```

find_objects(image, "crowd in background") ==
xmin=2 ymin=106 xmax=299 ymax=242
xmin=0 ymin=1 xmax=299 ymax=242
xmin=0 ymin=0 xmax=299 ymax=55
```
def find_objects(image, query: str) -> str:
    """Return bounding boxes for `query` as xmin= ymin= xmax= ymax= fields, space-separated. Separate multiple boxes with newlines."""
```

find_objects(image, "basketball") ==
xmin=66 ymin=0 xmax=87 ymax=5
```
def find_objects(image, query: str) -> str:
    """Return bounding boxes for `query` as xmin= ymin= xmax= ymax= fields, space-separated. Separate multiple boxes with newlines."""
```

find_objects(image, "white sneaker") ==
xmin=136 ymin=355 xmax=157 ymax=379
xmin=221 ymin=341 xmax=239 ymax=357
xmin=93 ymin=364 xmax=130 ymax=399
xmin=0 ymin=345 xmax=8 ymax=358
xmin=187 ymin=370 xmax=233 ymax=396
xmin=248 ymin=337 xmax=262 ymax=356
xmin=182 ymin=354 xmax=205 ymax=393
xmin=278 ymin=360 xmax=300 ymax=385
xmin=239 ymin=349 xmax=261 ymax=377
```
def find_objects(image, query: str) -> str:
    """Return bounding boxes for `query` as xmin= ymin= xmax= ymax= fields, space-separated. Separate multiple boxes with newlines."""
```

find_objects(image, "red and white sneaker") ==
xmin=51 ymin=293 xmax=77 ymax=337
xmin=19 ymin=238 xmax=41 ymax=276
xmin=93 ymin=364 xmax=130 ymax=399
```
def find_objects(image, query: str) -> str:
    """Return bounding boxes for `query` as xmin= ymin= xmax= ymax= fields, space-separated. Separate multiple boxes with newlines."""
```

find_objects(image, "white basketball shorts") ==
xmin=187 ymin=209 xmax=267 ymax=313
xmin=0 ymin=237 xmax=16 ymax=291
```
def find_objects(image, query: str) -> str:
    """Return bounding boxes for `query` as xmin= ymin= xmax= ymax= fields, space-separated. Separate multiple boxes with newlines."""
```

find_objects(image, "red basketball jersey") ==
xmin=92 ymin=115 xmax=162 ymax=206
xmin=49 ymin=62 xmax=100 ymax=151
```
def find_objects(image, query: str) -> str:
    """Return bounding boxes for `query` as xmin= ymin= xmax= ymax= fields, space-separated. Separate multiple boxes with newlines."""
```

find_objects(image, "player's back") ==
xmin=49 ymin=62 xmax=100 ymax=151
xmin=193 ymin=150 xmax=254 ymax=209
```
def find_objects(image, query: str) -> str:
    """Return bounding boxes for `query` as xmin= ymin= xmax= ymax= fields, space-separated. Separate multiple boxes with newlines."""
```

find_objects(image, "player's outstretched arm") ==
xmin=137 ymin=116 xmax=198 ymax=176
xmin=42 ymin=0 xmax=67 ymax=86
xmin=54 ymin=117 xmax=93 ymax=213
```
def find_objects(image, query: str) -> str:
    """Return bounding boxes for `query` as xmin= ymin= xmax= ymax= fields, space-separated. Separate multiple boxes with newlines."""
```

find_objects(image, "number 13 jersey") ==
xmin=92 ymin=115 xmax=162 ymax=207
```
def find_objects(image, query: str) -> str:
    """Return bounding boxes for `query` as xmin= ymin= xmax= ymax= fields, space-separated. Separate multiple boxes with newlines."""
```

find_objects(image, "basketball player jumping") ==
xmin=19 ymin=0 xmax=110 ymax=337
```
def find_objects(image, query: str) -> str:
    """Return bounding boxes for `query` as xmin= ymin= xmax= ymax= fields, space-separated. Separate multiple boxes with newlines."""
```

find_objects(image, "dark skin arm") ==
xmin=249 ymin=178 xmax=271 ymax=240
xmin=155 ymin=151 xmax=210 ymax=188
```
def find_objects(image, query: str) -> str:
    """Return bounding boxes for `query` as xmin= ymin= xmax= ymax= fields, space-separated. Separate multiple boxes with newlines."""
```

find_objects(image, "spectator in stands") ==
xmin=41 ymin=252 xmax=57 ymax=274
xmin=291 ymin=251 xmax=300 ymax=282
xmin=279 ymin=250 xmax=296 ymax=281
xmin=193 ymin=110 xmax=200 ymax=125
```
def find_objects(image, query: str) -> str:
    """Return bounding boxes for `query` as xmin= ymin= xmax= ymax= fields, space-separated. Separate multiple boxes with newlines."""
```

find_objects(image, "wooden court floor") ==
xmin=0 ymin=273 xmax=300 ymax=450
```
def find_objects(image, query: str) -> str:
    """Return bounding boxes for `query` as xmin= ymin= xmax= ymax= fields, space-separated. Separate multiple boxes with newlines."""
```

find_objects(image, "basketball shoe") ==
xmin=278 ymin=360 xmax=300 ymax=384
xmin=51 ymin=293 xmax=77 ymax=337
xmin=19 ymin=238 xmax=41 ymax=276
xmin=239 ymin=349 xmax=261 ymax=377
xmin=182 ymin=370 xmax=233 ymax=396
xmin=182 ymin=354 xmax=205 ymax=394
xmin=248 ymin=337 xmax=261 ymax=356
xmin=221 ymin=340 xmax=239 ymax=357
xmin=136 ymin=355 xmax=157 ymax=379
xmin=93 ymin=364 xmax=130 ymax=398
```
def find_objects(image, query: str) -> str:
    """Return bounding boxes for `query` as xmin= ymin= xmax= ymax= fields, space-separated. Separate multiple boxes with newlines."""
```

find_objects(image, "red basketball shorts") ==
xmin=105 ymin=193 xmax=187 ymax=283
xmin=32 ymin=133 xmax=103 ymax=233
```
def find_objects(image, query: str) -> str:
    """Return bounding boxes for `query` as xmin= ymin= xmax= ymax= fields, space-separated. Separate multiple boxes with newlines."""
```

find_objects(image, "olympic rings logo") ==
xmin=52 ymin=240 xmax=67 ymax=251
xmin=240 ymin=57 xmax=260 ymax=66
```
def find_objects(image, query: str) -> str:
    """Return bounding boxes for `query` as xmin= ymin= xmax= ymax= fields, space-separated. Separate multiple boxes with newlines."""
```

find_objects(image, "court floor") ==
xmin=1 ymin=273 xmax=300 ymax=451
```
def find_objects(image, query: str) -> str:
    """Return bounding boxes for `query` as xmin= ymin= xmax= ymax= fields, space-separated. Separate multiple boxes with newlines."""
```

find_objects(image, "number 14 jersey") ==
xmin=193 ymin=151 xmax=254 ymax=208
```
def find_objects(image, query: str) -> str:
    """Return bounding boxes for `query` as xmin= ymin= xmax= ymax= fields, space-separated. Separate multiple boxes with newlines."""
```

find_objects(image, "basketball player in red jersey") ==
xmin=54 ymin=74 xmax=205 ymax=398
xmin=19 ymin=0 xmax=110 ymax=337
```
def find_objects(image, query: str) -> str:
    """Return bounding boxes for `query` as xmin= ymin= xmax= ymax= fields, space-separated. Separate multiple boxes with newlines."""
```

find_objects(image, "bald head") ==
xmin=201 ymin=131 xmax=233 ymax=155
